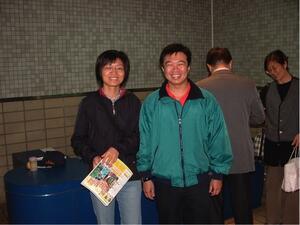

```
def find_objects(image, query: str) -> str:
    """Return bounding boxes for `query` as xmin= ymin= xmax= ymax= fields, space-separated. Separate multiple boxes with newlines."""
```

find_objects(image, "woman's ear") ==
xmin=265 ymin=71 xmax=272 ymax=77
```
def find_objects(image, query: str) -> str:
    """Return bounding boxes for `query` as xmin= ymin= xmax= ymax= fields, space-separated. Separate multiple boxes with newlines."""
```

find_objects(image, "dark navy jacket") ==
xmin=71 ymin=90 xmax=141 ymax=180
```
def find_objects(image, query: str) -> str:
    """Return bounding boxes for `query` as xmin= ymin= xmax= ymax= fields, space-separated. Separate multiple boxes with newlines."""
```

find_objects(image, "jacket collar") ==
xmin=159 ymin=79 xmax=204 ymax=100
xmin=96 ymin=88 xmax=128 ymax=105
xmin=98 ymin=88 xmax=126 ymax=98
xmin=211 ymin=69 xmax=233 ymax=76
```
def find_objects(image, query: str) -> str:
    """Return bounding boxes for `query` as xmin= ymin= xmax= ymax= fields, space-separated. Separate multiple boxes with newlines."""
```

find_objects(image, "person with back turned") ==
xmin=197 ymin=47 xmax=265 ymax=224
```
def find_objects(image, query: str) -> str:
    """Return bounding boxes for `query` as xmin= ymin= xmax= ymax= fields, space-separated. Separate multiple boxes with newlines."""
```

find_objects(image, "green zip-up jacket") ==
xmin=137 ymin=80 xmax=233 ymax=187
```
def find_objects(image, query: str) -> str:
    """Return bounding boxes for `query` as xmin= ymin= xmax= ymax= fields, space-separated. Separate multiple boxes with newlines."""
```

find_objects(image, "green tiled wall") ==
xmin=0 ymin=0 xmax=211 ymax=98
xmin=0 ymin=0 xmax=298 ymax=98
xmin=212 ymin=0 xmax=299 ymax=86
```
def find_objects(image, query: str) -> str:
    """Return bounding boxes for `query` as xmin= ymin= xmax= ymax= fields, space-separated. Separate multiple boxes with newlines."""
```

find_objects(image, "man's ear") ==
xmin=229 ymin=60 xmax=233 ymax=70
xmin=206 ymin=64 xmax=212 ymax=73
xmin=283 ymin=61 xmax=288 ymax=70
xmin=161 ymin=67 xmax=164 ymax=72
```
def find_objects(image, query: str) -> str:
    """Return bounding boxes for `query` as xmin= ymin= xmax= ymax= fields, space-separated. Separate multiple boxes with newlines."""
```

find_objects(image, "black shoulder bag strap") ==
xmin=258 ymin=84 xmax=270 ymax=161
xmin=258 ymin=128 xmax=265 ymax=161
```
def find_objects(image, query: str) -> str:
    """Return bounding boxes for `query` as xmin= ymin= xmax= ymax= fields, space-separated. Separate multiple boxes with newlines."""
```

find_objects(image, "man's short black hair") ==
xmin=206 ymin=47 xmax=232 ymax=66
xmin=159 ymin=43 xmax=192 ymax=68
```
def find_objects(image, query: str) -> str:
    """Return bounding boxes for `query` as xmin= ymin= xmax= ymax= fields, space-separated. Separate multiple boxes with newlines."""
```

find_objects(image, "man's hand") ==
xmin=209 ymin=179 xmax=222 ymax=196
xmin=143 ymin=180 xmax=155 ymax=200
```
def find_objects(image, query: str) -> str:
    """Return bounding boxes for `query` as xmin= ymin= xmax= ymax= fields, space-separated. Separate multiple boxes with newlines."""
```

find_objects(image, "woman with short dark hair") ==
xmin=72 ymin=50 xmax=142 ymax=224
xmin=262 ymin=49 xmax=299 ymax=224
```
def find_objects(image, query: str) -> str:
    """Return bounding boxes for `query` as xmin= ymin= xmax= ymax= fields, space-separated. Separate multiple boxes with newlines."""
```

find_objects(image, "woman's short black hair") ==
xmin=264 ymin=49 xmax=289 ymax=72
xmin=159 ymin=43 xmax=192 ymax=68
xmin=95 ymin=50 xmax=130 ymax=87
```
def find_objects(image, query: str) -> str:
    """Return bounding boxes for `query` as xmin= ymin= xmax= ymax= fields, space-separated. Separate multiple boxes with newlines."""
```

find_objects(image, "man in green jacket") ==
xmin=137 ymin=43 xmax=233 ymax=224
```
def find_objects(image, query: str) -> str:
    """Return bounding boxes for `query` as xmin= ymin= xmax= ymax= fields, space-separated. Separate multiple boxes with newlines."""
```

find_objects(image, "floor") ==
xmin=0 ymin=202 xmax=266 ymax=224
xmin=0 ymin=203 xmax=8 ymax=224
xmin=225 ymin=206 xmax=266 ymax=224
xmin=225 ymin=184 xmax=267 ymax=225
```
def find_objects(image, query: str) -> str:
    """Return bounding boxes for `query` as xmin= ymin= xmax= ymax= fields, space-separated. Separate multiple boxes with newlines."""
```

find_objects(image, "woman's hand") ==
xmin=92 ymin=155 xmax=102 ymax=169
xmin=292 ymin=133 xmax=300 ymax=150
xmin=101 ymin=147 xmax=119 ymax=166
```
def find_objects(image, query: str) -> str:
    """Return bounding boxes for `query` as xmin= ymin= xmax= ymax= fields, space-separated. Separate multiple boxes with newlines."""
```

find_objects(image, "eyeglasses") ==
xmin=103 ymin=65 xmax=124 ymax=73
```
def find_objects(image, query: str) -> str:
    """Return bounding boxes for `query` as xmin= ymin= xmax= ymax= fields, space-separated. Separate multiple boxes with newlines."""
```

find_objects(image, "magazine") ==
xmin=81 ymin=159 xmax=133 ymax=206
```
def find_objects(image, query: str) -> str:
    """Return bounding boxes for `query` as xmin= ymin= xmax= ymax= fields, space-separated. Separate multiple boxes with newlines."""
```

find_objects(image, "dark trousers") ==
xmin=224 ymin=173 xmax=253 ymax=224
xmin=154 ymin=174 xmax=223 ymax=224
xmin=266 ymin=166 xmax=299 ymax=224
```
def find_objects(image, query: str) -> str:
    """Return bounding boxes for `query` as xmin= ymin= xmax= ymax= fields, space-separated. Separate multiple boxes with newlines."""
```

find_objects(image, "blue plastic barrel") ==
xmin=4 ymin=158 xmax=97 ymax=224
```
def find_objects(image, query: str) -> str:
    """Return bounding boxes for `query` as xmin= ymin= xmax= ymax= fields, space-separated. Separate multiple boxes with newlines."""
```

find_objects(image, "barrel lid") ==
xmin=4 ymin=158 xmax=90 ymax=195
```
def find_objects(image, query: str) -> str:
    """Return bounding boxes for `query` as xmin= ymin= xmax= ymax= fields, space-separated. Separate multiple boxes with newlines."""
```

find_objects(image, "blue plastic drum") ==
xmin=4 ymin=158 xmax=97 ymax=224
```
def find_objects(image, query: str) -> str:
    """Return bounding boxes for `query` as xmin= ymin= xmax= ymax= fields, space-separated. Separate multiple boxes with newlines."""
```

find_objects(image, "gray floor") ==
xmin=0 ymin=202 xmax=266 ymax=224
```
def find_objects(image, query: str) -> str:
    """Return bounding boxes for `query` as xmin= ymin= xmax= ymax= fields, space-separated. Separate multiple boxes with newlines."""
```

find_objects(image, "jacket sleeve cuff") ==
xmin=140 ymin=171 xmax=152 ymax=179
xmin=88 ymin=152 xmax=98 ymax=166
xmin=211 ymin=172 xmax=223 ymax=180
xmin=80 ymin=146 xmax=98 ymax=166
xmin=112 ymin=144 xmax=123 ymax=155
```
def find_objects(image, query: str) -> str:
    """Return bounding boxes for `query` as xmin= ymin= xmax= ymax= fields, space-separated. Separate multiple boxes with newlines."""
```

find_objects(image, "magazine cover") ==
xmin=81 ymin=159 xmax=133 ymax=206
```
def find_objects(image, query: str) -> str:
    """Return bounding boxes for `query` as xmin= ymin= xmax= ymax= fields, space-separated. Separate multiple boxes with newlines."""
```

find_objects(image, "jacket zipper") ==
xmin=112 ymin=101 xmax=116 ymax=115
xmin=110 ymin=93 xmax=121 ymax=115
xmin=174 ymin=102 xmax=186 ymax=187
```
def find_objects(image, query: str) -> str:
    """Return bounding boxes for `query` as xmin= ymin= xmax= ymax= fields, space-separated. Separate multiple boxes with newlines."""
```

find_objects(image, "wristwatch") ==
xmin=141 ymin=176 xmax=152 ymax=182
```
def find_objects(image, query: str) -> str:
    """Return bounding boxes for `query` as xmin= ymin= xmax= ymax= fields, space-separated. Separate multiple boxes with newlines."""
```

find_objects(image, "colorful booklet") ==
xmin=81 ymin=159 xmax=133 ymax=206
